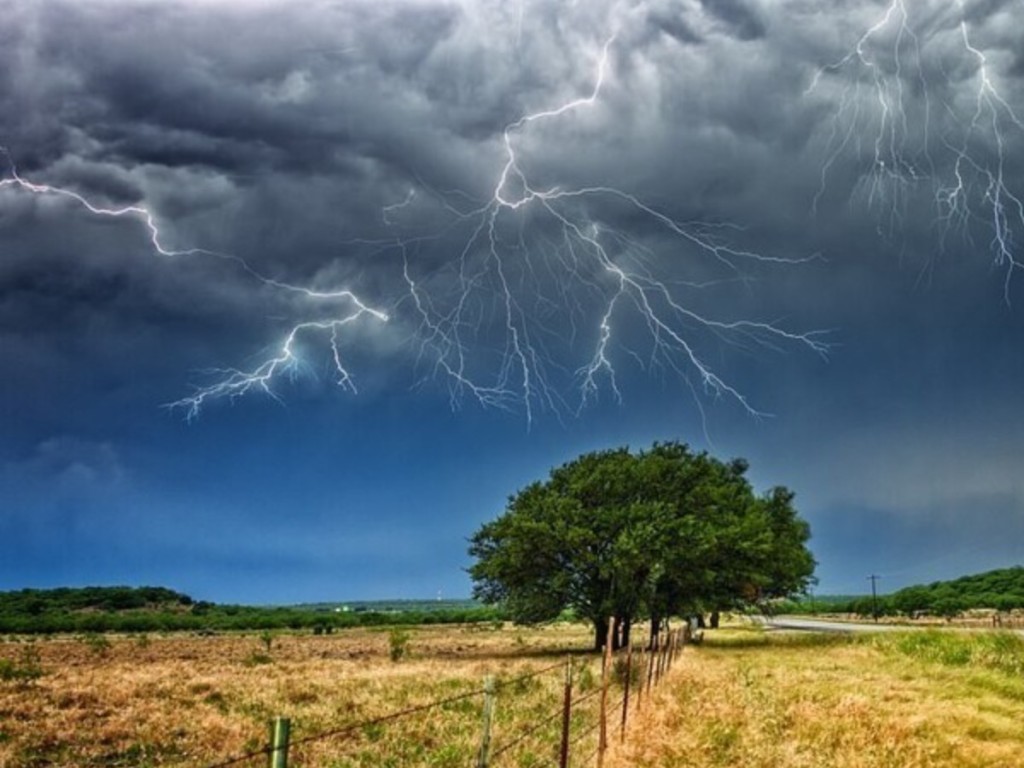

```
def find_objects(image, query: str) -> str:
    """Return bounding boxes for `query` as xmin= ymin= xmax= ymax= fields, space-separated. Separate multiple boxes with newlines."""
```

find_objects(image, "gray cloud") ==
xmin=1 ymin=0 xmax=1023 ymax=600
xmin=699 ymin=0 xmax=766 ymax=40
xmin=1 ymin=0 xmax=1022 ymax=489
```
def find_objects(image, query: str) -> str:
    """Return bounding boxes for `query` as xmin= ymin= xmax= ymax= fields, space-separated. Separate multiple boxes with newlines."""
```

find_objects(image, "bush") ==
xmin=613 ymin=655 xmax=642 ymax=687
xmin=388 ymin=628 xmax=411 ymax=662
xmin=0 ymin=645 xmax=44 ymax=684
xmin=81 ymin=633 xmax=111 ymax=656
xmin=574 ymin=660 xmax=596 ymax=692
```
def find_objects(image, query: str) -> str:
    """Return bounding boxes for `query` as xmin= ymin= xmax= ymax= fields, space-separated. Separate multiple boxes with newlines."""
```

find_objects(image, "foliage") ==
xmin=778 ymin=566 xmax=1024 ymax=617
xmin=0 ymin=586 xmax=507 ymax=634
xmin=469 ymin=442 xmax=815 ymax=648
xmin=81 ymin=632 xmax=112 ymax=656
xmin=388 ymin=628 xmax=411 ymax=662
xmin=0 ymin=645 xmax=44 ymax=684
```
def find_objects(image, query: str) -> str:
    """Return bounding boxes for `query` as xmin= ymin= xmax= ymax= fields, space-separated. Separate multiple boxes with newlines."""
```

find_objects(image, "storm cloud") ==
xmin=1 ymin=0 xmax=1022 ymax=601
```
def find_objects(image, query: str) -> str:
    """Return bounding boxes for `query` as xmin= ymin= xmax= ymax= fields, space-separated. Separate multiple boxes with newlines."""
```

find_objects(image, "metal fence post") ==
xmin=559 ymin=657 xmax=573 ymax=768
xmin=268 ymin=717 xmax=290 ymax=768
xmin=599 ymin=617 xmax=613 ymax=767
xmin=620 ymin=640 xmax=633 ymax=742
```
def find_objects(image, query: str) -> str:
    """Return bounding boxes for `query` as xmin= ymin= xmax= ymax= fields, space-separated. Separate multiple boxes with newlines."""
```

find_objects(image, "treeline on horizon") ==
xmin=777 ymin=566 xmax=1024 ymax=618
xmin=0 ymin=586 xmax=504 ymax=634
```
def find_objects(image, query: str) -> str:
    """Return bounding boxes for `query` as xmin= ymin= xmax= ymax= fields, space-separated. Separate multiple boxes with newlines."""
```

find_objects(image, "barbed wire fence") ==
xmin=202 ymin=620 xmax=688 ymax=768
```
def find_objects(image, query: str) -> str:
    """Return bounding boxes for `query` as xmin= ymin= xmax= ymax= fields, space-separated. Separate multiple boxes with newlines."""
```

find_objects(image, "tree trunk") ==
xmin=710 ymin=611 xmax=720 ymax=629
xmin=610 ymin=616 xmax=631 ymax=651
xmin=649 ymin=616 xmax=661 ymax=650
xmin=594 ymin=616 xmax=609 ymax=651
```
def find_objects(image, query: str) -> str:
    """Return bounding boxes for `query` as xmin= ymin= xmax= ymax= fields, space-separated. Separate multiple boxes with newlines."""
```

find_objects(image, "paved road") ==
xmin=762 ymin=616 xmax=910 ymax=633
xmin=762 ymin=616 xmax=1024 ymax=637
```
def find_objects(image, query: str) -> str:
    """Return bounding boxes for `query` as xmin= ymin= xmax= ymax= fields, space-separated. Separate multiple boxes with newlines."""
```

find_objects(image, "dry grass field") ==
xmin=611 ymin=626 xmax=1024 ymax=768
xmin=0 ymin=623 xmax=611 ymax=768
xmin=4 ymin=621 xmax=1024 ymax=768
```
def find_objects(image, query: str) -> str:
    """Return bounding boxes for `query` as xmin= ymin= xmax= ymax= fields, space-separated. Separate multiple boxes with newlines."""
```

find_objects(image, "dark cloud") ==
xmin=647 ymin=2 xmax=704 ymax=45
xmin=699 ymin=0 xmax=766 ymax=40
xmin=0 ymin=0 xmax=1022 ymax=599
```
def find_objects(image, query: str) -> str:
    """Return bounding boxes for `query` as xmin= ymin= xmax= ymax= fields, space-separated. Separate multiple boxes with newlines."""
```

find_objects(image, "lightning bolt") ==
xmin=393 ymin=35 xmax=828 ymax=429
xmin=1 ymin=23 xmax=829 ymax=428
xmin=0 ymin=149 xmax=389 ymax=419
xmin=807 ymin=0 xmax=1024 ymax=299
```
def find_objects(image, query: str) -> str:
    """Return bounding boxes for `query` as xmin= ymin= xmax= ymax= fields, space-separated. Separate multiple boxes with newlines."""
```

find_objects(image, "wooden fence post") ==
xmin=655 ymin=629 xmax=666 ymax=684
xmin=268 ymin=717 xmax=290 ymax=768
xmin=662 ymin=629 xmax=672 ymax=674
xmin=634 ymin=645 xmax=646 ymax=711
xmin=599 ymin=617 xmax=613 ymax=768
xmin=620 ymin=640 xmax=633 ymax=742
xmin=646 ymin=632 xmax=657 ymax=695
xmin=476 ymin=675 xmax=495 ymax=768
xmin=559 ymin=658 xmax=573 ymax=768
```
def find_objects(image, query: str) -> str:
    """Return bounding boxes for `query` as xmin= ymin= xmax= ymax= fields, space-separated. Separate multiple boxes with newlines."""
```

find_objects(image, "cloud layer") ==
xmin=1 ymin=0 xmax=1022 ymax=599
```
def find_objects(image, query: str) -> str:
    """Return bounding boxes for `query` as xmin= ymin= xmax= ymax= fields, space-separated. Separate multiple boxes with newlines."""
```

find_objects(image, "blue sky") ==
xmin=1 ymin=0 xmax=1023 ymax=604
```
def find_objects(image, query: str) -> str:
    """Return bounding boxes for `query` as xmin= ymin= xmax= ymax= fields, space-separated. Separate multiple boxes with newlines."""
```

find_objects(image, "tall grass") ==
xmin=609 ymin=627 xmax=1024 ymax=768
xmin=877 ymin=630 xmax=1024 ymax=675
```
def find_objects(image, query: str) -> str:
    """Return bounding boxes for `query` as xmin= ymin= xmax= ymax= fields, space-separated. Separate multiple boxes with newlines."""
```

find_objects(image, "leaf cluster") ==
xmin=468 ymin=442 xmax=815 ymax=632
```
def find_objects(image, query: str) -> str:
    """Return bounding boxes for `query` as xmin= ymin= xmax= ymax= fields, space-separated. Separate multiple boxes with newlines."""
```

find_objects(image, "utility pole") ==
xmin=867 ymin=574 xmax=881 ymax=623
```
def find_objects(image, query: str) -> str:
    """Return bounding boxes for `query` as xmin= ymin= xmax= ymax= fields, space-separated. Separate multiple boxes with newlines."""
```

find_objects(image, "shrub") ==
xmin=0 ymin=645 xmax=44 ymax=684
xmin=613 ymin=655 xmax=642 ymax=687
xmin=388 ymin=628 xmax=411 ymax=662
xmin=574 ymin=659 xmax=596 ymax=692
xmin=81 ymin=633 xmax=111 ymax=656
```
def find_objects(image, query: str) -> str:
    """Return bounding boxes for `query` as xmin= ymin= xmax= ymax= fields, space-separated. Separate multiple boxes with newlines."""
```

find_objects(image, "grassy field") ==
xmin=611 ymin=625 xmax=1024 ymax=768
xmin=4 ymin=622 xmax=1024 ymax=767
xmin=0 ymin=623 xmax=614 ymax=768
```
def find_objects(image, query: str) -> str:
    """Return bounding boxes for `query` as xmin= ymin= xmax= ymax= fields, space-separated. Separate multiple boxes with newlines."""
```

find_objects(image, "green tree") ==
xmin=468 ymin=442 xmax=815 ymax=650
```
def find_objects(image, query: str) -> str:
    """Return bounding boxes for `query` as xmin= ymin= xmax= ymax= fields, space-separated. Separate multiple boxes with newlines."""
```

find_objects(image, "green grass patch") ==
xmin=876 ymin=631 xmax=1024 ymax=676
xmin=705 ymin=628 xmax=854 ymax=650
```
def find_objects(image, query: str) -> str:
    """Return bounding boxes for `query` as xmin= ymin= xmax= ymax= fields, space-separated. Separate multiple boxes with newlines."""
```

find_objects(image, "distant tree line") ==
xmin=775 ymin=566 xmax=1024 ymax=618
xmin=0 ymin=586 xmax=505 ymax=634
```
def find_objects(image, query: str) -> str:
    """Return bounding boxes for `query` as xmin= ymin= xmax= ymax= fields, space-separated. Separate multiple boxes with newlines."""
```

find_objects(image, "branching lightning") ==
xmin=807 ymin=0 xmax=1024 ymax=299
xmin=0 ymin=149 xmax=389 ymax=419
xmin=1 ymin=18 xmax=835 ymax=427
xmin=394 ymin=35 xmax=828 ymax=428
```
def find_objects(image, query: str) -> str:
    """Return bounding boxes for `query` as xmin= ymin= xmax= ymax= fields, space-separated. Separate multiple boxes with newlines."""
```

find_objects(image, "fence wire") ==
xmin=203 ymin=627 xmax=686 ymax=768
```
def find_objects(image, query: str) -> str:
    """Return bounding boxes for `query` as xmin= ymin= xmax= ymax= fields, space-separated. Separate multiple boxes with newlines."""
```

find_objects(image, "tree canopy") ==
xmin=468 ymin=442 xmax=815 ymax=649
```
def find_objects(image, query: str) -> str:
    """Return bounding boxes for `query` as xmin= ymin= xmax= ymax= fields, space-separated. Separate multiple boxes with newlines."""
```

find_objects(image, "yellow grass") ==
xmin=610 ymin=625 xmax=1024 ymax=768
xmin=5 ymin=622 xmax=1024 ymax=768
xmin=0 ymin=624 xmax=606 ymax=768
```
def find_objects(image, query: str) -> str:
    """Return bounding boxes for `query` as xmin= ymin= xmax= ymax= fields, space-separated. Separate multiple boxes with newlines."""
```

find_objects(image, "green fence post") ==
xmin=268 ymin=717 xmax=290 ymax=768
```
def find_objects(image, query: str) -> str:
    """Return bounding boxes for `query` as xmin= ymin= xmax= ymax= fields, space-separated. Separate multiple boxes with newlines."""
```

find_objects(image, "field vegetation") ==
xmin=0 ymin=622 xmax=612 ymax=768
xmin=5 ymin=619 xmax=1024 ymax=767
xmin=777 ymin=566 xmax=1024 ymax=618
xmin=0 ymin=587 xmax=503 ymax=635
xmin=611 ymin=624 xmax=1024 ymax=768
